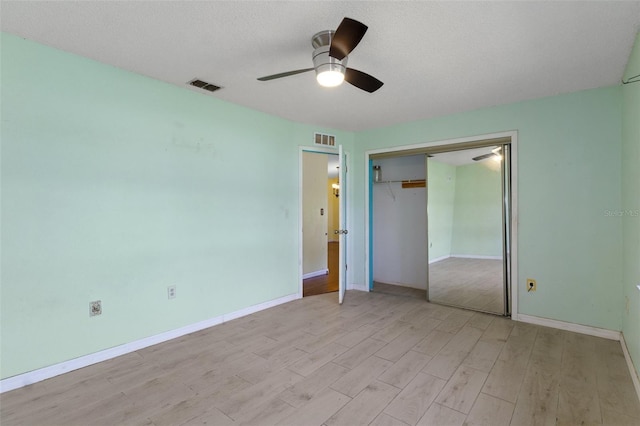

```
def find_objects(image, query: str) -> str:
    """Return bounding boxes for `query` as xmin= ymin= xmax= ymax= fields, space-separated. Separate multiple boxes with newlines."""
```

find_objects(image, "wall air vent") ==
xmin=188 ymin=79 xmax=222 ymax=93
xmin=314 ymin=132 xmax=336 ymax=147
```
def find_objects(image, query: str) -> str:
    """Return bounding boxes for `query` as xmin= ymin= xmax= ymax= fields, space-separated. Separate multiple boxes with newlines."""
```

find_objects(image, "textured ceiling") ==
xmin=2 ymin=1 xmax=639 ymax=132
xmin=431 ymin=146 xmax=499 ymax=167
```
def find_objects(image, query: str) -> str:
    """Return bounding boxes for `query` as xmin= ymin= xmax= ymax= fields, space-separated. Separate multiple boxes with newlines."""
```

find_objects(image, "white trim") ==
xmin=450 ymin=255 xmax=502 ymax=260
xmin=621 ymin=333 xmax=640 ymax=403
xmin=351 ymin=283 xmax=369 ymax=292
xmin=365 ymin=130 xmax=519 ymax=317
xmin=517 ymin=313 xmax=621 ymax=341
xmin=302 ymin=269 xmax=329 ymax=279
xmin=299 ymin=145 xmax=352 ymax=301
xmin=0 ymin=293 xmax=299 ymax=393
xmin=429 ymin=255 xmax=451 ymax=264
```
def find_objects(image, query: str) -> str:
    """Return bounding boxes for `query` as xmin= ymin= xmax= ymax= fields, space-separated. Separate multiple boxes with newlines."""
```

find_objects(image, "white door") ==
xmin=338 ymin=145 xmax=347 ymax=304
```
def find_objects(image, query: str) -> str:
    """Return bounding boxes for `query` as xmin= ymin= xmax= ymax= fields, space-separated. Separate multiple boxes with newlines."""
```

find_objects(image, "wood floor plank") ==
xmin=435 ymin=365 xmax=488 ymax=414
xmin=602 ymin=408 xmax=640 ymax=426
xmin=215 ymin=368 xmax=303 ymax=418
xmin=467 ymin=312 xmax=496 ymax=331
xmin=237 ymin=346 xmax=308 ymax=384
xmin=288 ymin=342 xmax=350 ymax=377
xmin=277 ymin=362 xmax=349 ymax=408
xmin=413 ymin=329 xmax=455 ymax=357
xmin=383 ymin=372 xmax=447 ymax=425
xmin=332 ymin=338 xmax=388 ymax=369
xmin=378 ymin=350 xmax=432 ymax=389
xmin=480 ymin=317 xmax=514 ymax=343
xmin=233 ymin=397 xmax=297 ymax=426
xmin=376 ymin=326 xmax=432 ymax=362
xmin=594 ymin=337 xmax=640 ymax=420
xmin=422 ymin=326 xmax=482 ymax=380
xmin=279 ymin=387 xmax=351 ymax=426
xmin=510 ymin=368 xmax=559 ymax=426
xmin=556 ymin=379 xmax=602 ymax=426
xmin=463 ymin=340 xmax=504 ymax=373
xmin=435 ymin=311 xmax=472 ymax=334
xmin=330 ymin=355 xmax=393 ymax=397
xmin=325 ymin=381 xmax=401 ymax=426
xmin=482 ymin=359 xmax=527 ymax=404
xmin=148 ymin=393 xmax=234 ymax=426
xmin=181 ymin=406 xmax=235 ymax=426
xmin=370 ymin=320 xmax=413 ymax=343
xmin=369 ymin=412 xmax=411 ymax=426
xmin=333 ymin=324 xmax=379 ymax=348
xmin=416 ymin=402 xmax=466 ymax=426
xmin=528 ymin=326 xmax=565 ymax=375
xmin=464 ymin=392 xmax=514 ymax=426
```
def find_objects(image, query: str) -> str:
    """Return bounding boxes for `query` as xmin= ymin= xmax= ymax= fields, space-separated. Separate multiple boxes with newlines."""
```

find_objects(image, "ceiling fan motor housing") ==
xmin=312 ymin=30 xmax=348 ymax=76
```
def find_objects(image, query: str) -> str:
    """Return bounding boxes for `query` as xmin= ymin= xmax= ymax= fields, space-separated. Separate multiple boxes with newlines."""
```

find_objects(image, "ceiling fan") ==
xmin=257 ymin=17 xmax=383 ymax=93
xmin=473 ymin=147 xmax=502 ymax=161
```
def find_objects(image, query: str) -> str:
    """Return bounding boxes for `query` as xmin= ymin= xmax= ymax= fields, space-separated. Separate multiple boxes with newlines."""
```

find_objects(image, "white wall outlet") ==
xmin=90 ymin=300 xmax=102 ymax=317
xmin=168 ymin=285 xmax=176 ymax=299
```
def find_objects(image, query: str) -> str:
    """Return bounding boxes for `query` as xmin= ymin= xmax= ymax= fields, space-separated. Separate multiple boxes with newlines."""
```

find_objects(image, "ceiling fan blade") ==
xmin=344 ymin=68 xmax=383 ymax=93
xmin=329 ymin=17 xmax=368 ymax=60
xmin=472 ymin=153 xmax=496 ymax=161
xmin=257 ymin=68 xmax=314 ymax=81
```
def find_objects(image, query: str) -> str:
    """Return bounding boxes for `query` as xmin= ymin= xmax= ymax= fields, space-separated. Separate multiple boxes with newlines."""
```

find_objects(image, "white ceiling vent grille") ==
xmin=314 ymin=132 xmax=336 ymax=147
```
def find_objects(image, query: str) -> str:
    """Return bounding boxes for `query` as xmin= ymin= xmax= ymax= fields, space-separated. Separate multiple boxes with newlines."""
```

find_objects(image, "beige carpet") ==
xmin=429 ymin=257 xmax=504 ymax=314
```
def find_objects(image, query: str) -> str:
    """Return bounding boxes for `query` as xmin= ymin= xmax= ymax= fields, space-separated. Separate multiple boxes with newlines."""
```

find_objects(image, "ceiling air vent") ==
xmin=188 ymin=79 xmax=221 ymax=93
xmin=314 ymin=132 xmax=336 ymax=147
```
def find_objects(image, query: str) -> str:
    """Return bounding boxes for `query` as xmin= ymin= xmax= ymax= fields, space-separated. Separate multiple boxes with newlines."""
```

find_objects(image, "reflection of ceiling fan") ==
xmin=473 ymin=147 xmax=502 ymax=161
xmin=257 ymin=18 xmax=383 ymax=93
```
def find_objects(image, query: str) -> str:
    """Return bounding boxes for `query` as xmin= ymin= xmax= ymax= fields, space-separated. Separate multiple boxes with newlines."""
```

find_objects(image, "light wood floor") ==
xmin=429 ymin=257 xmax=504 ymax=315
xmin=373 ymin=282 xmax=426 ymax=300
xmin=2 ymin=291 xmax=639 ymax=426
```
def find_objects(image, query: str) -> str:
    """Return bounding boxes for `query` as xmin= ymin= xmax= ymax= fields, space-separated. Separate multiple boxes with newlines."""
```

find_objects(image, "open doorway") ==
xmin=302 ymin=151 xmax=340 ymax=297
xmin=367 ymin=133 xmax=516 ymax=316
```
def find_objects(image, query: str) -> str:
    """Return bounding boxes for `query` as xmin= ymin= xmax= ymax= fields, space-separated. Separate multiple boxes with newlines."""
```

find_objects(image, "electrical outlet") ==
xmin=168 ymin=285 xmax=176 ymax=299
xmin=526 ymin=278 xmax=537 ymax=292
xmin=90 ymin=300 xmax=102 ymax=317
xmin=625 ymin=296 xmax=630 ymax=315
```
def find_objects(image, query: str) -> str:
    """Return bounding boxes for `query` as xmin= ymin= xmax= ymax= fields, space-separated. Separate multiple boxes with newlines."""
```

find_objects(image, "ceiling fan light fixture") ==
xmin=316 ymin=68 xmax=345 ymax=87
xmin=313 ymin=43 xmax=347 ymax=88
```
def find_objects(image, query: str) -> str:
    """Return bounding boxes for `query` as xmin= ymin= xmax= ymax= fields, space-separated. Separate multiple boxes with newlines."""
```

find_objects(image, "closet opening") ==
xmin=366 ymin=133 xmax=517 ymax=316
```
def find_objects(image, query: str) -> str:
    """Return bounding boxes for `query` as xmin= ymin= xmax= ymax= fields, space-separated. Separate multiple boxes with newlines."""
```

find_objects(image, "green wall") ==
xmin=354 ymin=86 xmax=623 ymax=331
xmin=426 ymin=159 xmax=456 ymax=261
xmin=0 ymin=33 xmax=353 ymax=379
xmin=621 ymin=31 xmax=640 ymax=378
xmin=1 ymin=30 xmax=637 ymax=381
xmin=450 ymin=162 xmax=502 ymax=258
xmin=427 ymin=159 xmax=502 ymax=260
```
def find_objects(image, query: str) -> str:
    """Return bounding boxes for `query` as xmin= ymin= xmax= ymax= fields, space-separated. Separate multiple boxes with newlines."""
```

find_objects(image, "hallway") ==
xmin=303 ymin=242 xmax=339 ymax=297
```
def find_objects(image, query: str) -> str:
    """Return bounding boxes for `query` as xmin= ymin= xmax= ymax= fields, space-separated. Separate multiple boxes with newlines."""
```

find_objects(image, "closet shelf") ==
xmin=374 ymin=179 xmax=426 ymax=188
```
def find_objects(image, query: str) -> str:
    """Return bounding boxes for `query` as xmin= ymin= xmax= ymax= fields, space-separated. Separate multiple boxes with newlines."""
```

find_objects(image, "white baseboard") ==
xmin=0 ymin=293 xmax=300 ymax=393
xmin=302 ymin=269 xmax=328 ymax=279
xmin=429 ymin=255 xmax=450 ymax=264
xmin=450 ymin=254 xmax=503 ymax=260
xmin=621 ymin=333 xmax=640 ymax=403
xmin=516 ymin=313 xmax=621 ymax=341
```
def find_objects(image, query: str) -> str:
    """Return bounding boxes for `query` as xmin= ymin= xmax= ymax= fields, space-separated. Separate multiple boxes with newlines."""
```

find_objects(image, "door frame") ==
xmin=298 ymin=146 xmax=351 ymax=300
xmin=364 ymin=131 xmax=519 ymax=318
